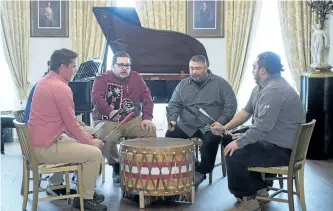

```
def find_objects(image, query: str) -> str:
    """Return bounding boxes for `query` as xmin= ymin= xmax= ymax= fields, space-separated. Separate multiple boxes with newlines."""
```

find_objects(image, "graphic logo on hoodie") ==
xmin=105 ymin=82 xmax=123 ymax=110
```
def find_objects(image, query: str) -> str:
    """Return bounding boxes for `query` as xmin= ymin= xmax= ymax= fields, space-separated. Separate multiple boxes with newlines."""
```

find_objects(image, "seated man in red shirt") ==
xmin=28 ymin=48 xmax=107 ymax=210
xmin=92 ymin=51 xmax=156 ymax=183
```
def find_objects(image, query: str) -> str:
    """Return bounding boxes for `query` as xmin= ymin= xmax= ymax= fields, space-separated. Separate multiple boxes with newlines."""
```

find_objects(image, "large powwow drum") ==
xmin=119 ymin=137 xmax=195 ymax=208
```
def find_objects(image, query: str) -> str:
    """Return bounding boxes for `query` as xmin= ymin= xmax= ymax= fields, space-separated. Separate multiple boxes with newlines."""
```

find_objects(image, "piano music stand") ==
xmin=70 ymin=58 xmax=103 ymax=126
xmin=73 ymin=58 xmax=102 ymax=81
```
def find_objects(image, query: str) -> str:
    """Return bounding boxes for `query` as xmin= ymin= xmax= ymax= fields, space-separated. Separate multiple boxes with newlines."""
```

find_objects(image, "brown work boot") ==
xmin=256 ymin=188 xmax=269 ymax=205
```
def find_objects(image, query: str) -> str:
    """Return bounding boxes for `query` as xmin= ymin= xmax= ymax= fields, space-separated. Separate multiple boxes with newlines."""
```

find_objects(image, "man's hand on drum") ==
xmin=141 ymin=119 xmax=156 ymax=132
xmin=210 ymin=121 xmax=226 ymax=136
xmin=91 ymin=138 xmax=104 ymax=149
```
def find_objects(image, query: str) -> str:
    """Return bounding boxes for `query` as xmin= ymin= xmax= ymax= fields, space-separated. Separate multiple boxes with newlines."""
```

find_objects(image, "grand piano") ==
xmin=69 ymin=6 xmax=208 ymax=125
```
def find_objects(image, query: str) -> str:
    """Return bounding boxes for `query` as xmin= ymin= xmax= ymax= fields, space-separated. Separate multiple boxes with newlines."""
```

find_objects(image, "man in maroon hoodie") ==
xmin=91 ymin=51 xmax=156 ymax=183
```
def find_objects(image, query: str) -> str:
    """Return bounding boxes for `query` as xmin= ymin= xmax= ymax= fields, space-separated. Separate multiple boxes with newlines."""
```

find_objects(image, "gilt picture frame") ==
xmin=186 ymin=0 xmax=225 ymax=38
xmin=30 ymin=0 xmax=69 ymax=37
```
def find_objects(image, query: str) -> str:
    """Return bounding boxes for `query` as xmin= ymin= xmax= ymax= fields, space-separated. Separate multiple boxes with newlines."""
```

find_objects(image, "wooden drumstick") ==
xmin=92 ymin=108 xmax=123 ymax=139
xmin=102 ymin=112 xmax=134 ymax=143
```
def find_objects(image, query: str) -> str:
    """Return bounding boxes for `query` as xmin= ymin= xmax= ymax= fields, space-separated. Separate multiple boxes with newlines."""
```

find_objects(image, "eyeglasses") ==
xmin=116 ymin=63 xmax=131 ymax=69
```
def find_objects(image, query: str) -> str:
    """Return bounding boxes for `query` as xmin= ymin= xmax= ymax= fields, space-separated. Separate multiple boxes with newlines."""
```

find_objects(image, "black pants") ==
xmin=165 ymin=125 xmax=221 ymax=174
xmin=221 ymin=128 xmax=291 ymax=198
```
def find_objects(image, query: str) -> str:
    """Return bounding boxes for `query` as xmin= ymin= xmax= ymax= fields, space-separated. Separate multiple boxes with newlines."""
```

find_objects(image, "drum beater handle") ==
xmin=102 ymin=112 xmax=135 ymax=143
xmin=92 ymin=108 xmax=123 ymax=138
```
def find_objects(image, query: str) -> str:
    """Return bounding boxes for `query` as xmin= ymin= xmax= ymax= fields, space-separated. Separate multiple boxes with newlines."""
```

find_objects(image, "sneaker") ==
xmin=256 ymin=188 xmax=269 ymax=197
xmin=72 ymin=197 xmax=107 ymax=210
xmin=256 ymin=188 xmax=269 ymax=204
xmin=46 ymin=184 xmax=77 ymax=198
xmin=112 ymin=163 xmax=120 ymax=183
xmin=194 ymin=172 xmax=206 ymax=188
xmin=227 ymin=197 xmax=261 ymax=211
xmin=93 ymin=192 xmax=105 ymax=203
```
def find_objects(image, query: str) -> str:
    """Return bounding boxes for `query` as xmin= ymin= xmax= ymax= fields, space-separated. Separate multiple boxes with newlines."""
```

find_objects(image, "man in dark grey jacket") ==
xmin=166 ymin=55 xmax=237 ymax=188
xmin=211 ymin=52 xmax=305 ymax=211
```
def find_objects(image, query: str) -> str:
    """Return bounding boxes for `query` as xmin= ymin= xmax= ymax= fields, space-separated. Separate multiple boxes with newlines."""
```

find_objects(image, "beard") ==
xmin=253 ymin=72 xmax=260 ymax=84
xmin=191 ymin=74 xmax=209 ymax=83
xmin=113 ymin=69 xmax=130 ymax=80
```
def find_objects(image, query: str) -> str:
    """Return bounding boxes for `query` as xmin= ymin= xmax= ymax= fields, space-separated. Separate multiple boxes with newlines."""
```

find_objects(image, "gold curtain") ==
xmin=72 ymin=0 xmax=116 ymax=65
xmin=278 ymin=1 xmax=318 ymax=91
xmin=135 ymin=0 xmax=186 ymax=33
xmin=0 ymin=1 xmax=30 ymax=103
xmin=226 ymin=0 xmax=257 ymax=94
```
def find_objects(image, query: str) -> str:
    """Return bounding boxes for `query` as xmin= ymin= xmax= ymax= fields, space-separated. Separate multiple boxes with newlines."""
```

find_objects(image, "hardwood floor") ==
xmin=1 ymin=134 xmax=333 ymax=211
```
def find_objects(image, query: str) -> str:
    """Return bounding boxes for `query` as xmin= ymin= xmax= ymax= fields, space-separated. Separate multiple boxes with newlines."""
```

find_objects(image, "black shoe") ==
xmin=93 ymin=192 xmax=105 ymax=203
xmin=195 ymin=160 xmax=200 ymax=169
xmin=112 ymin=163 xmax=120 ymax=183
xmin=72 ymin=197 xmax=107 ymax=210
xmin=194 ymin=172 xmax=206 ymax=188
xmin=46 ymin=184 xmax=77 ymax=198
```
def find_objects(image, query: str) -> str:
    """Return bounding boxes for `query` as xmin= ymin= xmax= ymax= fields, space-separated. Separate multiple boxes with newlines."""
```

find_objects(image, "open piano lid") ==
xmin=92 ymin=7 xmax=208 ymax=74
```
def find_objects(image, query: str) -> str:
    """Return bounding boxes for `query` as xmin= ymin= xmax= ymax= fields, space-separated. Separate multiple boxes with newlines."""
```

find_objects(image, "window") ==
xmin=237 ymin=0 xmax=296 ymax=112
xmin=0 ymin=30 xmax=19 ymax=111
xmin=105 ymin=0 xmax=136 ymax=69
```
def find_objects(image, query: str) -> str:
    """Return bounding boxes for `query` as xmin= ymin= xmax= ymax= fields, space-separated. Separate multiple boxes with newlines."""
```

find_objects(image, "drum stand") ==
xmin=121 ymin=187 xmax=195 ymax=208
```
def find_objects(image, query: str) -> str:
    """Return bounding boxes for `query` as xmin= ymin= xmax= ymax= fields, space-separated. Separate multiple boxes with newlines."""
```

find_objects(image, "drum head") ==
xmin=120 ymin=137 xmax=193 ymax=149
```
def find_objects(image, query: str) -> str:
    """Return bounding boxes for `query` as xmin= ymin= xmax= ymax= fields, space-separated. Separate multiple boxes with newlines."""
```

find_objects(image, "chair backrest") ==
xmin=13 ymin=119 xmax=38 ymax=170
xmin=290 ymin=119 xmax=316 ymax=165
xmin=13 ymin=110 xmax=25 ymax=123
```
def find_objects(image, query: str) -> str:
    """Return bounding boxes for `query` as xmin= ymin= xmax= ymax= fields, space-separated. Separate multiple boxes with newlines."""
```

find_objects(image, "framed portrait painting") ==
xmin=30 ymin=0 xmax=69 ymax=37
xmin=186 ymin=0 xmax=225 ymax=38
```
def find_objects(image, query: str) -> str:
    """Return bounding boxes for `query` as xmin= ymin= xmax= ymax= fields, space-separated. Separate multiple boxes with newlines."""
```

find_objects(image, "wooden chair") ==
xmin=248 ymin=119 xmax=316 ymax=211
xmin=13 ymin=109 xmax=25 ymax=122
xmin=191 ymin=137 xmax=227 ymax=184
xmin=13 ymin=109 xmax=39 ymax=196
xmin=13 ymin=119 xmax=85 ymax=211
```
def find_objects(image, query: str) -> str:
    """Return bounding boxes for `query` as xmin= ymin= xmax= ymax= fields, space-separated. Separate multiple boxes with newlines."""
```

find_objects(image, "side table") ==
xmin=1 ymin=114 xmax=15 ymax=154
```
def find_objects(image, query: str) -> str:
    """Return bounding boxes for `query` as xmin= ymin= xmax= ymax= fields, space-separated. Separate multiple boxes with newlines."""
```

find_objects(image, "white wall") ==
xmin=197 ymin=38 xmax=227 ymax=79
xmin=28 ymin=4 xmax=72 ymax=90
xmin=29 ymin=38 xmax=72 ymax=85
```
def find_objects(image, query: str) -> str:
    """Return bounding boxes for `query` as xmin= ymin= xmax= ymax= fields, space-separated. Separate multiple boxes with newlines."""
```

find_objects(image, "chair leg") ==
xmin=221 ymin=143 xmax=226 ymax=177
xmin=32 ymin=171 xmax=40 ymax=211
xmin=298 ymin=168 xmax=306 ymax=211
xmin=77 ymin=166 xmax=85 ymax=211
xmin=209 ymin=172 xmax=213 ymax=184
xmin=294 ymin=171 xmax=300 ymax=195
xmin=195 ymin=145 xmax=199 ymax=159
xmin=22 ymin=161 xmax=29 ymax=210
xmin=287 ymin=171 xmax=295 ymax=211
xmin=21 ymin=162 xmax=25 ymax=195
xmin=102 ymin=158 xmax=105 ymax=183
xmin=278 ymin=174 xmax=284 ymax=188
xmin=65 ymin=172 xmax=70 ymax=204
